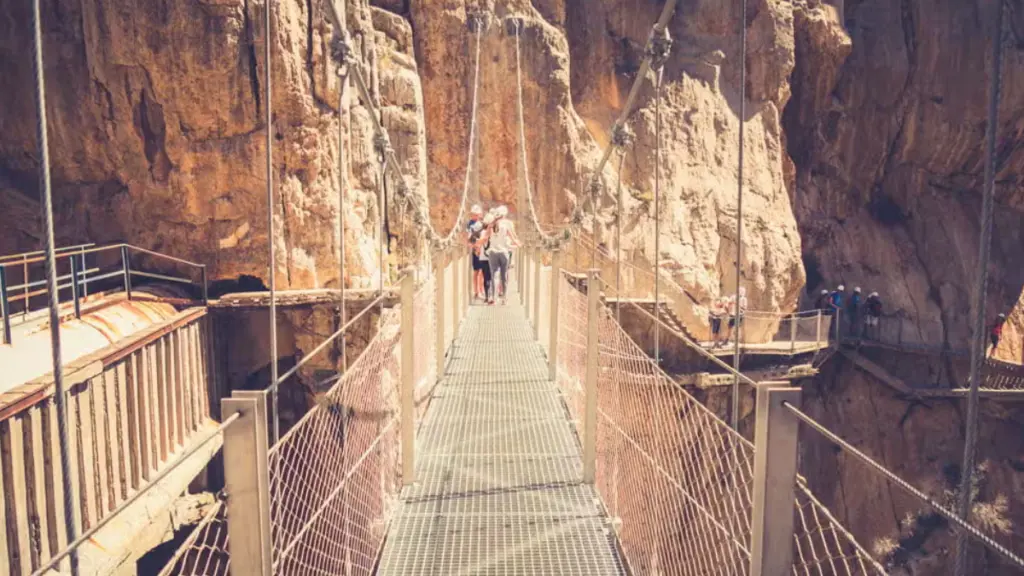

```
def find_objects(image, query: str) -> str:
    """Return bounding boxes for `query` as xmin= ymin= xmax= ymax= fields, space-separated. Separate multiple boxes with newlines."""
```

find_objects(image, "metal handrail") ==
xmin=0 ymin=243 xmax=94 ymax=263
xmin=1 ymin=243 xmax=209 ymax=345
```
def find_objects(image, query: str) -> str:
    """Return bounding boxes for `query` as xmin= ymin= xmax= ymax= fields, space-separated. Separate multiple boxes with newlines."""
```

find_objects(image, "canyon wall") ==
xmin=788 ymin=0 xmax=1024 ymax=353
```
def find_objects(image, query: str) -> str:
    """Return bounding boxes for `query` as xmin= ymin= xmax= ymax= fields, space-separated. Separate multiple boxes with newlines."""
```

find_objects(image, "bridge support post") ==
xmin=583 ymin=269 xmax=600 ymax=483
xmin=434 ymin=252 xmax=446 ymax=378
xmin=815 ymin=310 xmax=822 ymax=346
xmin=548 ymin=250 xmax=562 ymax=381
xmin=451 ymin=252 xmax=460 ymax=340
xmin=522 ymin=249 xmax=531 ymax=313
xmin=400 ymin=270 xmax=416 ymax=486
xmin=532 ymin=254 xmax=542 ymax=340
xmin=222 ymin=392 xmax=272 ymax=576
xmin=749 ymin=381 xmax=801 ymax=576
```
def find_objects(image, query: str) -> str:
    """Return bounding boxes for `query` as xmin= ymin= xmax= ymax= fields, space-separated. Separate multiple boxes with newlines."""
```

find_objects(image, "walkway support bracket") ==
xmin=749 ymin=381 xmax=801 ymax=576
xmin=583 ymin=269 xmax=600 ymax=483
xmin=400 ymin=269 xmax=416 ymax=485
xmin=222 ymin=392 xmax=272 ymax=576
xmin=548 ymin=250 xmax=562 ymax=381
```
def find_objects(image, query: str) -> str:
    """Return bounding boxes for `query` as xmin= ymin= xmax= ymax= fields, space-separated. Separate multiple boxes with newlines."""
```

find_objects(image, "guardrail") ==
xmin=0 ymin=243 xmax=208 ymax=345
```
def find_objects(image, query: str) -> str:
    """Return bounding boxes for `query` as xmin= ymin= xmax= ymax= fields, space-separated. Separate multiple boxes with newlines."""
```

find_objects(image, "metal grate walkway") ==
xmin=377 ymin=295 xmax=626 ymax=575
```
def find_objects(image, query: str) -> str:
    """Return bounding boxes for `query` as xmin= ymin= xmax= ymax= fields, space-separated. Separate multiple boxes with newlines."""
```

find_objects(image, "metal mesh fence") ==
xmin=267 ymin=305 xmax=403 ymax=574
xmin=792 ymin=482 xmax=888 ymax=575
xmin=159 ymin=500 xmax=231 ymax=576
xmin=557 ymin=274 xmax=756 ymax=573
xmin=555 ymin=271 xmax=885 ymax=576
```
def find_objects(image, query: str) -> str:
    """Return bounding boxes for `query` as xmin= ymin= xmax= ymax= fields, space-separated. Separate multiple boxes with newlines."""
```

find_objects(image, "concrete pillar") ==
xmin=582 ymin=269 xmax=600 ymax=483
xmin=548 ymin=251 xmax=562 ymax=382
xmin=749 ymin=382 xmax=801 ymax=576
xmin=222 ymin=392 xmax=272 ymax=576
xmin=400 ymin=270 xmax=415 ymax=485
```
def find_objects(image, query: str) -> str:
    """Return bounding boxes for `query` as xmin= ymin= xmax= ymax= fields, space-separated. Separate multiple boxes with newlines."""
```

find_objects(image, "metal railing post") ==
xmin=789 ymin=313 xmax=796 ymax=354
xmin=523 ymin=249 xmax=531 ymax=313
xmin=548 ymin=251 xmax=562 ymax=381
xmin=532 ymin=253 xmax=542 ymax=339
xmin=815 ymin=310 xmax=822 ymax=346
xmin=749 ymin=381 xmax=801 ymax=576
xmin=434 ymin=252 xmax=446 ymax=377
xmin=0 ymin=266 xmax=10 ymax=345
xmin=201 ymin=265 xmax=209 ymax=305
xmin=400 ymin=270 xmax=416 ymax=485
xmin=451 ymin=252 xmax=460 ymax=340
xmin=70 ymin=255 xmax=82 ymax=319
xmin=79 ymin=250 xmax=88 ymax=297
xmin=222 ymin=392 xmax=272 ymax=576
xmin=120 ymin=245 xmax=133 ymax=301
xmin=22 ymin=258 xmax=30 ymax=316
xmin=583 ymin=268 xmax=600 ymax=483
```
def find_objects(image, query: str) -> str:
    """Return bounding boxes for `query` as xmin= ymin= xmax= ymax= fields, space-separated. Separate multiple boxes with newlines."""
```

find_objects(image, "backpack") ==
xmin=868 ymin=297 xmax=882 ymax=316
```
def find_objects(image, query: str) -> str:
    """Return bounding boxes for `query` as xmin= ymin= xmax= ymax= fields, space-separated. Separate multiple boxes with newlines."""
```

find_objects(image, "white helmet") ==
xmin=870 ymin=292 xmax=878 ymax=297
xmin=820 ymin=289 xmax=828 ymax=295
xmin=483 ymin=213 xmax=495 ymax=225
xmin=837 ymin=284 xmax=845 ymax=291
xmin=854 ymin=286 xmax=861 ymax=293
xmin=495 ymin=205 xmax=509 ymax=218
xmin=470 ymin=204 xmax=483 ymax=215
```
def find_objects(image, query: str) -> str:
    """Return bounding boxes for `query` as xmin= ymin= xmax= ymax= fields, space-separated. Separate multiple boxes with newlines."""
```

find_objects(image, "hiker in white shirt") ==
xmin=485 ymin=206 xmax=519 ymax=304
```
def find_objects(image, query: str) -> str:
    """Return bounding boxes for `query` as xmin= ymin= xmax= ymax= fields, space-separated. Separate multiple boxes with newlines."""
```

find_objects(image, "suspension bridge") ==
xmin=6 ymin=0 xmax=1024 ymax=574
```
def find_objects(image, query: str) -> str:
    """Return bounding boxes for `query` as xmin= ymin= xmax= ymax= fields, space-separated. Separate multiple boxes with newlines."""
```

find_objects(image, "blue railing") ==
xmin=0 ymin=243 xmax=208 ymax=345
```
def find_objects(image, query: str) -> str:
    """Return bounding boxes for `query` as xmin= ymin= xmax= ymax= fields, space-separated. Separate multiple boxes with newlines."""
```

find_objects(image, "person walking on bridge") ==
xmin=470 ymin=219 xmax=492 ymax=303
xmin=468 ymin=205 xmax=486 ymax=300
xmin=709 ymin=295 xmax=728 ymax=348
xmin=486 ymin=206 xmax=519 ymax=305
xmin=988 ymin=313 xmax=1007 ymax=357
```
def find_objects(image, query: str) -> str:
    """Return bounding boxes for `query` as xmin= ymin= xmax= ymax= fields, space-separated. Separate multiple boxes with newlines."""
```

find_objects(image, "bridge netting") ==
xmin=554 ymin=269 xmax=883 ymax=575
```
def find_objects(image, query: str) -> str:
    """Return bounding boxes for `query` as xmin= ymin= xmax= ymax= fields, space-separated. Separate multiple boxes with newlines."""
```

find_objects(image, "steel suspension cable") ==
xmin=511 ymin=2 xmax=678 ymax=250
xmin=956 ymin=1 xmax=1006 ymax=573
xmin=266 ymin=0 xmax=280 ymax=448
xmin=731 ymin=0 xmax=748 ymax=431
xmin=338 ymin=63 xmax=348 ymax=372
xmin=31 ymin=0 xmax=79 ymax=572
xmin=654 ymin=67 xmax=663 ymax=366
xmin=615 ymin=149 xmax=626 ymax=330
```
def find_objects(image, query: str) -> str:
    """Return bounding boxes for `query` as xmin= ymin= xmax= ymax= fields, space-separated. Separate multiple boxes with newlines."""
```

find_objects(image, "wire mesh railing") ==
xmin=556 ymin=271 xmax=757 ymax=573
xmin=158 ymin=500 xmax=231 ymax=576
xmin=266 ymin=302 xmax=402 ymax=574
xmin=792 ymin=482 xmax=887 ymax=575
xmin=544 ymin=260 xmax=891 ymax=575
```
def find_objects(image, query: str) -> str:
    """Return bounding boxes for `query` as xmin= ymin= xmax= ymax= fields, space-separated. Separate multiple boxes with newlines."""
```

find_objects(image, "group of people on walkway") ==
xmin=814 ymin=285 xmax=884 ymax=340
xmin=466 ymin=204 xmax=520 ymax=305
xmin=708 ymin=287 xmax=747 ymax=348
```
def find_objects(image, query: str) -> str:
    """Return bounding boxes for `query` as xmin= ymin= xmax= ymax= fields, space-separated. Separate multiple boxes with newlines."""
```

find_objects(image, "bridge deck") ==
xmin=377 ymin=300 xmax=625 ymax=575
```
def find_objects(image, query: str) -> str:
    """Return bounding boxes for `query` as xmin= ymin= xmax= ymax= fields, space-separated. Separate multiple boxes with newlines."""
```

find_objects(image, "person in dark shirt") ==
xmin=848 ymin=287 xmax=862 ymax=337
xmin=829 ymin=285 xmax=845 ymax=340
xmin=864 ymin=292 xmax=882 ymax=340
xmin=815 ymin=289 xmax=830 ymax=312
xmin=988 ymin=313 xmax=1007 ymax=357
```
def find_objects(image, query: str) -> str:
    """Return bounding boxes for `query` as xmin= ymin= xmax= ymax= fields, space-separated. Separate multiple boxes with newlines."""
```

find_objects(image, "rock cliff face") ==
xmin=787 ymin=0 xmax=1024 ymax=353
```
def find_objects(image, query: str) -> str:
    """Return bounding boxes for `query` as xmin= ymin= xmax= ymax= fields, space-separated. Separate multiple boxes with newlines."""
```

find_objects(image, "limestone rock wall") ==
xmin=0 ymin=0 xmax=431 ymax=291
